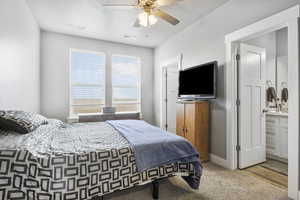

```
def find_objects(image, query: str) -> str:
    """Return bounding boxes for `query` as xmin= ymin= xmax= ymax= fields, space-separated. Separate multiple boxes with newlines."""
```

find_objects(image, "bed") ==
xmin=0 ymin=112 xmax=202 ymax=200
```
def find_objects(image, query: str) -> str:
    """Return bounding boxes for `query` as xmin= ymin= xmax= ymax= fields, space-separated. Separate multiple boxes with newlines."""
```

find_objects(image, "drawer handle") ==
xmin=182 ymin=127 xmax=188 ymax=133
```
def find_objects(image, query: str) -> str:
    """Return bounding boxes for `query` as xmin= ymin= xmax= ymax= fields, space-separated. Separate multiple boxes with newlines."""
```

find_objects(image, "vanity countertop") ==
xmin=266 ymin=111 xmax=288 ymax=117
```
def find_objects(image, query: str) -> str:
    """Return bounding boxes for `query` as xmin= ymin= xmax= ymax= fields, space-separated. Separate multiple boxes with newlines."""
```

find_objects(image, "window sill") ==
xmin=78 ymin=111 xmax=140 ymax=116
xmin=68 ymin=112 xmax=142 ymax=123
xmin=67 ymin=115 xmax=79 ymax=123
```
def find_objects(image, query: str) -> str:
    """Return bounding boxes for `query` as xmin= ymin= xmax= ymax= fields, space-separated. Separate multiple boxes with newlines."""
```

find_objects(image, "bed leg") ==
xmin=152 ymin=180 xmax=159 ymax=200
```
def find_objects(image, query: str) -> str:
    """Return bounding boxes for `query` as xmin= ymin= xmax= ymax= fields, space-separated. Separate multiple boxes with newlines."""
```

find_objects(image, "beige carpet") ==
xmin=104 ymin=163 xmax=287 ymax=200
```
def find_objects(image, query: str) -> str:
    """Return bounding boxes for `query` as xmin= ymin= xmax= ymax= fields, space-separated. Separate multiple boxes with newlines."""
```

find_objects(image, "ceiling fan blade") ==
xmin=157 ymin=0 xmax=183 ymax=6
xmin=133 ymin=19 xmax=141 ymax=27
xmin=154 ymin=9 xmax=180 ymax=25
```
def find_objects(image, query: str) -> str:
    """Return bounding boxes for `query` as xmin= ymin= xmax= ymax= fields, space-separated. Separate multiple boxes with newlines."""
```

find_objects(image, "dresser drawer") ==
xmin=266 ymin=126 xmax=276 ymax=134
xmin=266 ymin=116 xmax=279 ymax=124
xmin=266 ymin=115 xmax=288 ymax=129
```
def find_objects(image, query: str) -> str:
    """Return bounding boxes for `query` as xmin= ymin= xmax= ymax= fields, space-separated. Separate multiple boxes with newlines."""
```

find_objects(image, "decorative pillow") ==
xmin=0 ymin=111 xmax=48 ymax=134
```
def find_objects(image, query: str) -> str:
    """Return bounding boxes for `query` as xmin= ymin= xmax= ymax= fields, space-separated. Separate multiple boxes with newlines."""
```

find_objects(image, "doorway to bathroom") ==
xmin=225 ymin=5 xmax=300 ymax=199
xmin=237 ymin=28 xmax=288 ymax=188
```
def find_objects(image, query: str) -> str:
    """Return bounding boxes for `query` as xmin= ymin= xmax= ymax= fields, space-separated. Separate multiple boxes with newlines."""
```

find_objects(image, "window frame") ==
xmin=111 ymin=54 xmax=142 ymax=113
xmin=69 ymin=50 xmax=142 ymax=116
xmin=69 ymin=48 xmax=106 ymax=117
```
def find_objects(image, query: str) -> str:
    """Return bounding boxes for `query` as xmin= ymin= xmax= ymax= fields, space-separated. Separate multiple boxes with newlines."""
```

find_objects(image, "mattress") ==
xmin=0 ymin=120 xmax=197 ymax=200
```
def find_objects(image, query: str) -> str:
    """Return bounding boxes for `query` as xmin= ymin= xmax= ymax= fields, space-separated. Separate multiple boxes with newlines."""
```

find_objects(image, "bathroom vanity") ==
xmin=266 ymin=112 xmax=288 ymax=163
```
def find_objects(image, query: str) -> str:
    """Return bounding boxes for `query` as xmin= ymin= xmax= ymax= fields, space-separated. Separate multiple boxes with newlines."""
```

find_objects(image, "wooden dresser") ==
xmin=176 ymin=101 xmax=209 ymax=162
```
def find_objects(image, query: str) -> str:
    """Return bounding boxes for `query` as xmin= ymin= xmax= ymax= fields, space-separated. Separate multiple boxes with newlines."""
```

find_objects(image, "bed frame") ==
xmin=93 ymin=179 xmax=161 ymax=200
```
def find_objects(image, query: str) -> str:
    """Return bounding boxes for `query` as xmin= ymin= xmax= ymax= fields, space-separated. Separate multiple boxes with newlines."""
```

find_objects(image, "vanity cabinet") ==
xmin=266 ymin=114 xmax=288 ymax=162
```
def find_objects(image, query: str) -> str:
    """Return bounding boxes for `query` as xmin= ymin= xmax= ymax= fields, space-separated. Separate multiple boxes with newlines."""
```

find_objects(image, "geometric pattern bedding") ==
xmin=0 ymin=121 xmax=198 ymax=200
xmin=0 ymin=149 xmax=196 ymax=200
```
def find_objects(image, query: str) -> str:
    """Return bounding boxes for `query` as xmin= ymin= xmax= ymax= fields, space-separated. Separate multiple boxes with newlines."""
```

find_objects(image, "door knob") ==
xmin=262 ymin=109 xmax=268 ymax=113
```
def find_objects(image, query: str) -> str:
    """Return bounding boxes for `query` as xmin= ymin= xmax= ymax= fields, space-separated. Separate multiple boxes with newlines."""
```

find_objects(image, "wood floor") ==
xmin=243 ymin=160 xmax=288 ymax=189
xmin=260 ymin=159 xmax=288 ymax=175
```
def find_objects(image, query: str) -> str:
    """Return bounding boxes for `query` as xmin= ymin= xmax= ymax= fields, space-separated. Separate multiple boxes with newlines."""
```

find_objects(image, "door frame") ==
xmin=159 ymin=54 xmax=183 ymax=129
xmin=225 ymin=5 xmax=300 ymax=199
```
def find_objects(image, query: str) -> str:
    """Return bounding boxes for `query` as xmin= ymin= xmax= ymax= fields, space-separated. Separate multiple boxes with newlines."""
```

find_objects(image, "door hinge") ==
xmin=236 ymin=99 xmax=241 ymax=106
xmin=236 ymin=54 xmax=240 ymax=61
xmin=236 ymin=145 xmax=241 ymax=151
xmin=164 ymin=98 xmax=168 ymax=103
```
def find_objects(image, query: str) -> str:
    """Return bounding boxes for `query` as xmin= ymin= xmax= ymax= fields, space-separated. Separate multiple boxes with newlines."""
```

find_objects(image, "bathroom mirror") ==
xmin=244 ymin=27 xmax=288 ymax=112
xmin=275 ymin=28 xmax=288 ymax=97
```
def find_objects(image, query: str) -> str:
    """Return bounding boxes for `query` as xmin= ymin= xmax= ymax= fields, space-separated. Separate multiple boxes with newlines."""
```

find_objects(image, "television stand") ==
xmin=176 ymin=100 xmax=210 ymax=162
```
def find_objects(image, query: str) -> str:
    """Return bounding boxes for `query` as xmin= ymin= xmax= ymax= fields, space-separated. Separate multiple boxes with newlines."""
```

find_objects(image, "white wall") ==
xmin=41 ymin=31 xmax=154 ymax=123
xmin=0 ymin=0 xmax=40 ymax=113
xmin=154 ymin=0 xmax=300 ymax=159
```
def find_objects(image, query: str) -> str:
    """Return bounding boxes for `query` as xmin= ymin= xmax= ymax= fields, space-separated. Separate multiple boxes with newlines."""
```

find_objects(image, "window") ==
xmin=70 ymin=50 xmax=105 ymax=115
xmin=112 ymin=55 xmax=141 ymax=113
xmin=70 ymin=50 xmax=141 ymax=116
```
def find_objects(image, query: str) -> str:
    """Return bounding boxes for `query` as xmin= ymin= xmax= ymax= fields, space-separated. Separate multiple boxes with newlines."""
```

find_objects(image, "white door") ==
xmin=163 ymin=66 xmax=179 ymax=133
xmin=239 ymin=43 xmax=267 ymax=169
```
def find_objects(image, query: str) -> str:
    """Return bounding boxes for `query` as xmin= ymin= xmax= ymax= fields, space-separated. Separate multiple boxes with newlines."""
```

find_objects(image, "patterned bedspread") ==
xmin=0 ymin=120 xmax=198 ymax=200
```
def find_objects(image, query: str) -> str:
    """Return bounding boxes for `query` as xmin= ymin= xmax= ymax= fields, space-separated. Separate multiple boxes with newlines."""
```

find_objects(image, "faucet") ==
xmin=276 ymin=98 xmax=281 ymax=112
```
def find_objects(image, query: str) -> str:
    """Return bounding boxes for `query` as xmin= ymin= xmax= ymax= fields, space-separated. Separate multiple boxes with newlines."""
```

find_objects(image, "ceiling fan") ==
xmin=101 ymin=0 xmax=181 ymax=27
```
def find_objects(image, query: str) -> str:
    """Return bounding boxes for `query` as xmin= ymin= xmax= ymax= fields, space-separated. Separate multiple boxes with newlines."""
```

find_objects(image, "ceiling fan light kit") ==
xmin=102 ymin=0 xmax=180 ymax=27
xmin=138 ymin=11 xmax=158 ymax=27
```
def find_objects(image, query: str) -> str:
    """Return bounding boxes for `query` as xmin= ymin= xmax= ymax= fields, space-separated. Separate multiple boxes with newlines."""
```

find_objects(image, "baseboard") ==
xmin=209 ymin=154 xmax=230 ymax=169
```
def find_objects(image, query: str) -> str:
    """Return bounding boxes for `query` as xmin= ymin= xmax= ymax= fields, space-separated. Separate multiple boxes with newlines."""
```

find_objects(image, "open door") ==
xmin=238 ymin=43 xmax=267 ymax=169
xmin=162 ymin=65 xmax=179 ymax=133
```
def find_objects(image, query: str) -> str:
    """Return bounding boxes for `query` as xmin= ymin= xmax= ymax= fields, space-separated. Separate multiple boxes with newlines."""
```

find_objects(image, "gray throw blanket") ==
xmin=107 ymin=120 xmax=202 ymax=189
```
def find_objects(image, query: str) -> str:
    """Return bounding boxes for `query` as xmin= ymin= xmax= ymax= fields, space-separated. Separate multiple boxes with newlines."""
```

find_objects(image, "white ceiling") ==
xmin=26 ymin=0 xmax=229 ymax=47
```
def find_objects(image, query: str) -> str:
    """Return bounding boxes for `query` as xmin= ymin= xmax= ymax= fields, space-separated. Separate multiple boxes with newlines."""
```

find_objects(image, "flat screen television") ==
xmin=178 ymin=61 xmax=217 ymax=99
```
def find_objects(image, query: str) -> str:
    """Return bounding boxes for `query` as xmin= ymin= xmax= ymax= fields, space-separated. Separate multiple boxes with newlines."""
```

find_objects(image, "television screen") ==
xmin=179 ymin=61 xmax=217 ymax=99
